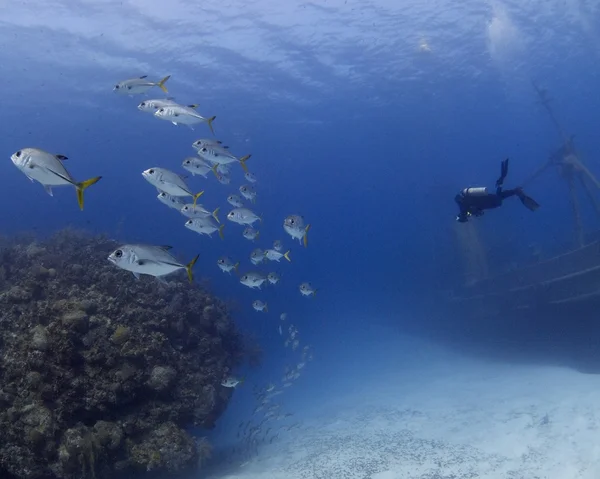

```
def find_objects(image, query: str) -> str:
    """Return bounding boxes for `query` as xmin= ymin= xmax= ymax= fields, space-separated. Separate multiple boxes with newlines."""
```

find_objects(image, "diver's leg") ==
xmin=496 ymin=158 xmax=509 ymax=188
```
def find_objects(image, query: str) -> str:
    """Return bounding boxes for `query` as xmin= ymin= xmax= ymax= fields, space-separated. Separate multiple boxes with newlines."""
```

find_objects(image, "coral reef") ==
xmin=0 ymin=229 xmax=245 ymax=479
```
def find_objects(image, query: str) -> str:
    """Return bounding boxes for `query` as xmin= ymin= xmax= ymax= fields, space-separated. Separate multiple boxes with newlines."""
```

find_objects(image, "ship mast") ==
xmin=524 ymin=82 xmax=600 ymax=248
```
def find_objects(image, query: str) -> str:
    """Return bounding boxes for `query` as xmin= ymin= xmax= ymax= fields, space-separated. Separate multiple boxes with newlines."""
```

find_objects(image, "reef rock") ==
xmin=0 ymin=230 xmax=245 ymax=479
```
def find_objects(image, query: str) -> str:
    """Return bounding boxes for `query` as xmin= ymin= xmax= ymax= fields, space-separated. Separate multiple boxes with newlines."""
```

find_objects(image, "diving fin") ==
xmin=519 ymin=193 xmax=540 ymax=212
xmin=496 ymin=158 xmax=509 ymax=187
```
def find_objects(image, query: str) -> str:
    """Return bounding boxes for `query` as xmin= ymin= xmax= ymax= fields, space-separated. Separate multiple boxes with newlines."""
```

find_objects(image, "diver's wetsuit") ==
xmin=455 ymin=158 xmax=539 ymax=223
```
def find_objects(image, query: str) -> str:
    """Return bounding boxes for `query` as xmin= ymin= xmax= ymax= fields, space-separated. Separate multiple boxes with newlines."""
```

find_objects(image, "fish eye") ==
xmin=15 ymin=150 xmax=22 ymax=158
xmin=158 ymin=108 xmax=164 ymax=113
xmin=186 ymin=220 xmax=192 ymax=225
xmin=174 ymin=113 xmax=179 ymax=117
xmin=140 ymin=102 xmax=146 ymax=106
xmin=115 ymin=249 xmax=123 ymax=258
xmin=149 ymin=169 xmax=154 ymax=174
xmin=184 ymin=160 xmax=190 ymax=164
xmin=127 ymin=86 xmax=132 ymax=90
xmin=114 ymin=85 xmax=120 ymax=89
xmin=201 ymin=148 xmax=207 ymax=152
xmin=290 ymin=218 xmax=295 ymax=225
xmin=218 ymin=259 xmax=224 ymax=264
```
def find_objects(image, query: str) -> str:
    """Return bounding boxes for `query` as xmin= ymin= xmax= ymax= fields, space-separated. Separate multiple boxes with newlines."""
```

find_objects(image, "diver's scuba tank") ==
xmin=462 ymin=187 xmax=487 ymax=197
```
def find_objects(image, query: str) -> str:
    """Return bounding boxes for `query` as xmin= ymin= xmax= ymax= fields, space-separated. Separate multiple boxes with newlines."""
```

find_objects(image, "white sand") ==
xmin=208 ymin=333 xmax=600 ymax=479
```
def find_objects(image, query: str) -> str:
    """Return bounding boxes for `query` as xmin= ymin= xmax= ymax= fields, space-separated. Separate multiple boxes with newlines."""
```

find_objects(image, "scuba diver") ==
xmin=455 ymin=158 xmax=540 ymax=223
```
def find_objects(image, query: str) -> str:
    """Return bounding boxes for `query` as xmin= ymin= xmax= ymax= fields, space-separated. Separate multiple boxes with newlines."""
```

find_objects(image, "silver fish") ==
xmin=217 ymin=256 xmax=239 ymax=274
xmin=107 ymin=244 xmax=198 ymax=283
xmin=185 ymin=218 xmax=224 ymax=239
xmin=265 ymin=249 xmax=291 ymax=262
xmin=227 ymin=194 xmax=244 ymax=208
xmin=113 ymin=75 xmax=170 ymax=95
xmin=280 ymin=313 xmax=287 ymax=321
xmin=180 ymin=204 xmax=220 ymax=223
xmin=222 ymin=376 xmax=244 ymax=388
xmin=157 ymin=191 xmax=187 ymax=210
xmin=197 ymin=146 xmax=251 ymax=172
xmin=142 ymin=167 xmax=203 ymax=205
xmin=243 ymin=226 xmax=260 ymax=241
xmin=192 ymin=138 xmax=225 ymax=151
xmin=215 ymin=170 xmax=230 ymax=185
xmin=252 ymin=300 xmax=268 ymax=313
xmin=250 ymin=248 xmax=266 ymax=265
xmin=154 ymin=104 xmax=216 ymax=133
xmin=273 ymin=240 xmax=283 ymax=252
xmin=239 ymin=184 xmax=257 ymax=203
xmin=283 ymin=214 xmax=310 ymax=247
xmin=182 ymin=157 xmax=212 ymax=177
xmin=267 ymin=272 xmax=280 ymax=285
xmin=299 ymin=282 xmax=317 ymax=297
xmin=244 ymin=171 xmax=257 ymax=183
xmin=227 ymin=208 xmax=261 ymax=226
xmin=138 ymin=97 xmax=177 ymax=113
xmin=240 ymin=272 xmax=267 ymax=289
xmin=10 ymin=148 xmax=102 ymax=210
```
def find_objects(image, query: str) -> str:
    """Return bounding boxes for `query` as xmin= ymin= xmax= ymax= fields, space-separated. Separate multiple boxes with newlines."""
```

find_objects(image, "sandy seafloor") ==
xmin=206 ymin=324 xmax=600 ymax=479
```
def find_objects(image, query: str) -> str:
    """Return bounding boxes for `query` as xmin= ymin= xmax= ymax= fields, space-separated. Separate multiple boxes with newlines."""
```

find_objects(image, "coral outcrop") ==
xmin=0 ymin=229 xmax=245 ymax=479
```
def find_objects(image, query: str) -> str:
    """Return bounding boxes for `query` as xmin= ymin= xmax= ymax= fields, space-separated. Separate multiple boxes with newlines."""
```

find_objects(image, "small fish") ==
xmin=182 ymin=157 xmax=213 ymax=177
xmin=283 ymin=214 xmax=311 ymax=247
xmin=154 ymin=104 xmax=216 ymax=133
xmin=250 ymin=248 xmax=266 ymax=265
xmin=244 ymin=171 xmax=257 ymax=183
xmin=216 ymin=164 xmax=230 ymax=175
xmin=273 ymin=240 xmax=283 ymax=252
xmin=138 ymin=97 xmax=178 ymax=113
xmin=215 ymin=170 xmax=231 ymax=185
xmin=240 ymin=272 xmax=267 ymax=289
xmin=243 ymin=226 xmax=260 ymax=241
xmin=157 ymin=191 xmax=187 ymax=211
xmin=107 ymin=244 xmax=198 ymax=283
xmin=227 ymin=194 xmax=244 ymax=208
xmin=192 ymin=138 xmax=225 ymax=151
xmin=292 ymin=340 xmax=300 ymax=351
xmin=267 ymin=272 xmax=280 ymax=285
xmin=222 ymin=376 xmax=245 ymax=388
xmin=227 ymin=208 xmax=261 ymax=226
xmin=197 ymin=146 xmax=251 ymax=172
xmin=239 ymin=184 xmax=257 ymax=203
xmin=252 ymin=300 xmax=268 ymax=313
xmin=299 ymin=282 xmax=317 ymax=297
xmin=11 ymin=148 xmax=102 ymax=210
xmin=181 ymin=204 xmax=220 ymax=223
xmin=265 ymin=249 xmax=291 ymax=262
xmin=217 ymin=256 xmax=239 ymax=274
xmin=142 ymin=167 xmax=203 ymax=206
xmin=278 ymin=324 xmax=283 ymax=335
xmin=280 ymin=313 xmax=287 ymax=321
xmin=266 ymin=383 xmax=275 ymax=392
xmin=185 ymin=218 xmax=225 ymax=240
xmin=113 ymin=75 xmax=170 ymax=95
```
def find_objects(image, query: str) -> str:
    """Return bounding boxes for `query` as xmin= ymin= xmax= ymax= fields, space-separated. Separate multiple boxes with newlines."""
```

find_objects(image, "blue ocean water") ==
xmin=3 ymin=1 xmax=600 ymax=478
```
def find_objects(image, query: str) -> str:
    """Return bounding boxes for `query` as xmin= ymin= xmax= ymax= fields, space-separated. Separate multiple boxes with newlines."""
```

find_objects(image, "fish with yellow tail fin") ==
xmin=217 ymin=256 xmax=239 ymax=275
xmin=184 ymin=218 xmax=225 ymax=240
xmin=283 ymin=214 xmax=310 ymax=247
xmin=154 ymin=104 xmax=216 ymax=133
xmin=113 ymin=75 xmax=170 ymax=95
xmin=265 ymin=249 xmax=291 ymax=262
xmin=142 ymin=167 xmax=203 ymax=207
xmin=198 ymin=145 xmax=251 ymax=173
xmin=107 ymin=244 xmax=198 ymax=283
xmin=243 ymin=226 xmax=260 ymax=241
xmin=11 ymin=148 xmax=102 ymax=210
xmin=227 ymin=207 xmax=261 ymax=226
xmin=180 ymin=204 xmax=220 ymax=223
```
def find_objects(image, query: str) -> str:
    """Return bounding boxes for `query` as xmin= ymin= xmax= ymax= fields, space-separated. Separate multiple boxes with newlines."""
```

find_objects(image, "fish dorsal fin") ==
xmin=187 ymin=104 xmax=199 ymax=109
xmin=158 ymin=245 xmax=173 ymax=251
xmin=139 ymin=75 xmax=148 ymax=79
xmin=55 ymin=154 xmax=68 ymax=161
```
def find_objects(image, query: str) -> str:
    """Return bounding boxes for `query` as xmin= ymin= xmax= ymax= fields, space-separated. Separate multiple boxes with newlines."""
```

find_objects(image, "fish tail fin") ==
xmin=186 ymin=254 xmax=199 ymax=283
xmin=212 ymin=207 xmax=220 ymax=223
xmin=188 ymin=104 xmax=199 ymax=108
xmin=218 ymin=224 xmax=225 ymax=240
xmin=264 ymin=303 xmax=269 ymax=313
xmin=211 ymin=164 xmax=219 ymax=178
xmin=75 ymin=176 xmax=102 ymax=210
xmin=234 ymin=262 xmax=239 ymax=274
xmin=239 ymin=377 xmax=246 ymax=386
xmin=313 ymin=289 xmax=318 ymax=297
xmin=207 ymin=116 xmax=217 ymax=135
xmin=192 ymin=191 xmax=204 ymax=208
xmin=158 ymin=75 xmax=171 ymax=93
xmin=303 ymin=224 xmax=311 ymax=248
xmin=239 ymin=154 xmax=251 ymax=173
xmin=284 ymin=250 xmax=291 ymax=262
xmin=256 ymin=230 xmax=260 ymax=239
